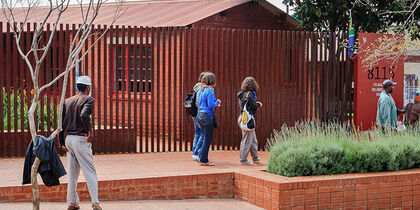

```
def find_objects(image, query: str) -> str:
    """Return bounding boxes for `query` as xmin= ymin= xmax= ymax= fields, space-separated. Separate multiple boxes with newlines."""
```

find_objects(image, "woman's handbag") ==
xmin=239 ymin=92 xmax=255 ymax=131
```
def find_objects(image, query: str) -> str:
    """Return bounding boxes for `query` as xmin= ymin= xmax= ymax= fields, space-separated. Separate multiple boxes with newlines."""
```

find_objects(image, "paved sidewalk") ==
xmin=0 ymin=151 xmax=271 ymax=187
xmin=0 ymin=198 xmax=263 ymax=210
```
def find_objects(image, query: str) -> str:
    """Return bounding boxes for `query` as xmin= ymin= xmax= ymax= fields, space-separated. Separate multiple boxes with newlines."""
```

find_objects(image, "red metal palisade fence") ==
xmin=0 ymin=23 xmax=353 ymax=157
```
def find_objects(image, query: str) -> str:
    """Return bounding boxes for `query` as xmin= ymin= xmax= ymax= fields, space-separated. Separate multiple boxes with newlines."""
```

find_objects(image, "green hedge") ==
xmin=266 ymin=122 xmax=420 ymax=177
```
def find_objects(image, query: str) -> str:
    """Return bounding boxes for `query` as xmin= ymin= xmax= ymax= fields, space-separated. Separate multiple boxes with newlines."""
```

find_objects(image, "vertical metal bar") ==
xmin=309 ymin=32 xmax=314 ymax=120
xmin=319 ymin=32 xmax=325 ymax=122
xmin=336 ymin=32 xmax=341 ymax=122
xmin=181 ymin=27 xmax=187 ymax=152
xmin=145 ymin=27 xmax=150 ymax=153
xmin=210 ymin=28 xmax=215 ymax=150
xmin=229 ymin=29 xmax=235 ymax=150
xmin=57 ymin=25 xmax=63 ymax=137
xmin=179 ymin=27 xmax=185 ymax=152
xmin=259 ymin=30 xmax=266 ymax=150
xmin=307 ymin=32 xmax=312 ymax=120
xmin=265 ymin=29 xmax=271 ymax=148
xmin=104 ymin=24 xmax=110 ymax=152
xmin=54 ymin=25 xmax=60 ymax=143
xmin=274 ymin=31 xmax=280 ymax=129
xmin=345 ymin=35 xmax=352 ymax=124
xmin=169 ymin=26 xmax=173 ymax=152
xmin=219 ymin=29 xmax=225 ymax=150
xmin=340 ymin=32 xmax=346 ymax=123
xmin=18 ymin=23 xmax=27 ymax=155
xmin=96 ymin=25 xmax=102 ymax=152
xmin=133 ymin=26 xmax=138 ymax=152
xmin=186 ymin=28 xmax=192 ymax=151
xmin=303 ymin=32 xmax=308 ymax=120
xmin=221 ymin=28 xmax=227 ymax=150
xmin=281 ymin=31 xmax=286 ymax=125
xmin=294 ymin=31 xmax=300 ymax=123
xmin=12 ymin=23 xmax=19 ymax=156
xmin=107 ymin=25 xmax=113 ymax=152
xmin=68 ymin=24 xmax=73 ymax=98
xmin=306 ymin=32 xmax=311 ymax=120
xmin=6 ymin=23 xmax=12 ymax=154
xmin=127 ymin=26 xmax=132 ymax=153
xmin=330 ymin=32 xmax=336 ymax=121
xmin=138 ymin=26 xmax=144 ymax=153
xmin=5 ymin=22 xmax=11 ymax=147
xmin=45 ymin=24 xmax=51 ymax=138
xmin=234 ymin=29 xmax=242 ymax=150
xmin=223 ymin=28 xmax=229 ymax=150
xmin=323 ymin=32 xmax=331 ymax=122
xmin=279 ymin=31 xmax=287 ymax=125
xmin=291 ymin=31 xmax=296 ymax=124
xmin=233 ymin=29 xmax=240 ymax=150
xmin=156 ymin=27 xmax=161 ymax=152
xmin=313 ymin=32 xmax=318 ymax=120
xmin=275 ymin=29 xmax=281 ymax=128
xmin=40 ymin=28 xmax=47 ymax=136
xmin=15 ymin=23 xmax=22 ymax=156
xmin=120 ymin=26 xmax=126 ymax=153
xmin=314 ymin=32 xmax=319 ymax=121
xmin=265 ymin=30 xmax=273 ymax=150
xmin=161 ymin=27 xmax=166 ymax=152
xmin=300 ymin=31 xmax=306 ymax=122
xmin=171 ymin=28 xmax=179 ymax=151
xmin=50 ymin=24 xmax=57 ymax=148
xmin=115 ymin=25 xmax=121 ymax=153
xmin=89 ymin=25 xmax=96 ymax=152
xmin=178 ymin=27 xmax=183 ymax=151
xmin=0 ymin=22 xmax=4 ymax=156
xmin=287 ymin=31 xmax=293 ymax=124
xmin=151 ymin=27 xmax=156 ymax=152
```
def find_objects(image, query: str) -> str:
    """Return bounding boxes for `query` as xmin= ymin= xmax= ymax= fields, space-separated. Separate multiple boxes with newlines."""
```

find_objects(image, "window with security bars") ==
xmin=113 ymin=44 xmax=152 ymax=93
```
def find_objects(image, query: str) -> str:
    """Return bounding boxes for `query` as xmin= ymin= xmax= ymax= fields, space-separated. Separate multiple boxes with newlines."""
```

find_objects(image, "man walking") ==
xmin=59 ymin=76 xmax=101 ymax=210
xmin=376 ymin=79 xmax=398 ymax=130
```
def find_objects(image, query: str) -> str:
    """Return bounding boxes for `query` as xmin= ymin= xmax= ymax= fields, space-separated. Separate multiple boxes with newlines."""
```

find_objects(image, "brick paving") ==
xmin=0 ymin=198 xmax=263 ymax=210
xmin=0 ymin=151 xmax=270 ymax=187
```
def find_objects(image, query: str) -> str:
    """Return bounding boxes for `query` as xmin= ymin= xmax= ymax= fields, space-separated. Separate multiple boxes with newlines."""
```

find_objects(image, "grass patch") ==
xmin=266 ymin=122 xmax=420 ymax=177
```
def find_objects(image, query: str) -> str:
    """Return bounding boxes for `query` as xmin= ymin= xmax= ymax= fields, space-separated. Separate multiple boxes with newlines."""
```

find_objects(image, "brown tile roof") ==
xmin=1 ymin=0 xmax=259 ymax=27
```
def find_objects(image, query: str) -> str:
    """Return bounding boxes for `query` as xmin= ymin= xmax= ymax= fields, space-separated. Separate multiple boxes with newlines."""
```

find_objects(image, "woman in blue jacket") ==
xmin=196 ymin=72 xmax=221 ymax=166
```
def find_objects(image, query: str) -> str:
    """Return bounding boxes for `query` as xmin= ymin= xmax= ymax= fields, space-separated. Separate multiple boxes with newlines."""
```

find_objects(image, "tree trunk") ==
xmin=31 ymin=158 xmax=41 ymax=210
xmin=28 ymin=94 xmax=40 ymax=210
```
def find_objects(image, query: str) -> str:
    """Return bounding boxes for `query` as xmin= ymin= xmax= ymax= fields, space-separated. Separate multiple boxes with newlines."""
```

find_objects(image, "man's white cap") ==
xmin=76 ymin=76 xmax=91 ymax=86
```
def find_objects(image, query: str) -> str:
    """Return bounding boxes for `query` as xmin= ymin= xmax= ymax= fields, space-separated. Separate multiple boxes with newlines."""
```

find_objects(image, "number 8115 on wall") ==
xmin=367 ymin=66 xmax=395 ymax=80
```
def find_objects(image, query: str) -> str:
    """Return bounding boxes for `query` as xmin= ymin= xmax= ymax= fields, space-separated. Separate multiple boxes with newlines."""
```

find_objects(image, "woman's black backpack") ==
xmin=184 ymin=90 xmax=198 ymax=116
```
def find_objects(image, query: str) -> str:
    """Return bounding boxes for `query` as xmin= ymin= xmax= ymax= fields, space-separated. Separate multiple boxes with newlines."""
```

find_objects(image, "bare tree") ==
xmin=1 ymin=0 xmax=125 ymax=209
xmin=350 ymin=0 xmax=420 ymax=68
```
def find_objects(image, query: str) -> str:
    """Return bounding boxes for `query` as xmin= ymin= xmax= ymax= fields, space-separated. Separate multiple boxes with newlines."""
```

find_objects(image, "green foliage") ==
xmin=266 ymin=121 xmax=420 ymax=177
xmin=2 ymin=88 xmax=57 ymax=131
xmin=282 ymin=0 xmax=420 ymax=39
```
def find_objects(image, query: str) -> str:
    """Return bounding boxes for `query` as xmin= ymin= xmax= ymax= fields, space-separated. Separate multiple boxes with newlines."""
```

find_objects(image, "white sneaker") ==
xmin=192 ymin=155 xmax=199 ymax=162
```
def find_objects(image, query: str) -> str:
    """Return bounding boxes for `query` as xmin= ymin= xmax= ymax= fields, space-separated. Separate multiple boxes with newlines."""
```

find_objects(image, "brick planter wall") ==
xmin=234 ymin=170 xmax=420 ymax=209
xmin=3 ymin=169 xmax=420 ymax=209
xmin=0 ymin=173 xmax=234 ymax=202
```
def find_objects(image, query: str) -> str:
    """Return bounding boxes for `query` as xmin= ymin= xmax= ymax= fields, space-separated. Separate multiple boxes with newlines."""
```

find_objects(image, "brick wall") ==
xmin=234 ymin=171 xmax=420 ymax=209
xmin=192 ymin=2 xmax=298 ymax=30
xmin=0 ymin=173 xmax=234 ymax=202
xmin=3 ymin=170 xmax=420 ymax=209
